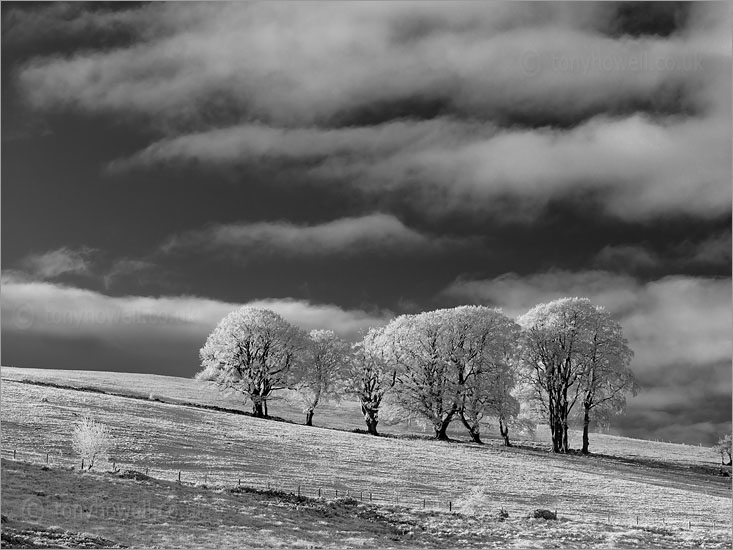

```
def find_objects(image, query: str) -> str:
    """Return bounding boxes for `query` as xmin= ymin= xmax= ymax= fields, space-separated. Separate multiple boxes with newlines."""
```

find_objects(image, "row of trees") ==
xmin=196 ymin=298 xmax=638 ymax=454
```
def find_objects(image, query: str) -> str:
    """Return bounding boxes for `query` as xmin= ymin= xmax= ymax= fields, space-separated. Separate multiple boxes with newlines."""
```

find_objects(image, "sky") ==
xmin=2 ymin=1 xmax=731 ymax=446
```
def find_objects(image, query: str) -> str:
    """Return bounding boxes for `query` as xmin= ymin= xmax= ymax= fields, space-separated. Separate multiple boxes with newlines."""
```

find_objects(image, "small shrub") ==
xmin=498 ymin=508 xmax=509 ymax=521
xmin=71 ymin=416 xmax=112 ymax=470
xmin=532 ymin=509 xmax=557 ymax=520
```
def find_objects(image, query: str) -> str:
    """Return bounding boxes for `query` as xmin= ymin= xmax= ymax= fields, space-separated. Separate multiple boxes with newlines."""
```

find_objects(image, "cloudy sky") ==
xmin=2 ymin=2 xmax=730 ymax=445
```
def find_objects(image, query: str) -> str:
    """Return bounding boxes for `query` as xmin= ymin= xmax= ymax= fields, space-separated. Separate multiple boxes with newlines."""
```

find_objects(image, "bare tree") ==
xmin=197 ymin=307 xmax=306 ymax=418
xmin=296 ymin=329 xmax=349 ymax=426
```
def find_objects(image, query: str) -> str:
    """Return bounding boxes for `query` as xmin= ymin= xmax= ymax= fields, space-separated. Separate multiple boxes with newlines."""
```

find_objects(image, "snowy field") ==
xmin=1 ymin=367 xmax=731 ymax=548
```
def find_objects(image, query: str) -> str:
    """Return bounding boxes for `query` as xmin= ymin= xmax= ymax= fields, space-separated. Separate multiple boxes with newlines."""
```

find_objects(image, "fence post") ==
xmin=318 ymin=488 xmax=321 ymax=497
xmin=636 ymin=515 xmax=639 ymax=525
xmin=335 ymin=489 xmax=338 ymax=497
xmin=369 ymin=492 xmax=372 ymax=502
xmin=146 ymin=468 xmax=149 ymax=476
xmin=82 ymin=459 xmax=85 ymax=470
xmin=46 ymin=453 xmax=49 ymax=464
xmin=423 ymin=498 xmax=425 ymax=509
xmin=298 ymin=485 xmax=301 ymax=497
xmin=178 ymin=471 xmax=181 ymax=483
xmin=204 ymin=473 xmax=208 ymax=485
xmin=238 ymin=478 xmax=241 ymax=487
xmin=360 ymin=491 xmax=363 ymax=501
xmin=13 ymin=450 xmax=16 ymax=459
xmin=449 ymin=501 xmax=452 ymax=512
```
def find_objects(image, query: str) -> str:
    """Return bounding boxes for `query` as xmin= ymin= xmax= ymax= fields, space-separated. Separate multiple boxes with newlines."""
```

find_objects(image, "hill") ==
xmin=1 ymin=366 xmax=731 ymax=548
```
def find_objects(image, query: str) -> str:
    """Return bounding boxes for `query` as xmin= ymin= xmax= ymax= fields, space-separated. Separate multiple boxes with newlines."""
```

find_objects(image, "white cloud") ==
xmin=13 ymin=2 xmax=731 ymax=222
xmin=443 ymin=270 xmax=732 ymax=372
xmin=19 ymin=247 xmax=96 ymax=280
xmin=163 ymin=213 xmax=462 ymax=259
xmin=1 ymin=277 xmax=389 ymax=344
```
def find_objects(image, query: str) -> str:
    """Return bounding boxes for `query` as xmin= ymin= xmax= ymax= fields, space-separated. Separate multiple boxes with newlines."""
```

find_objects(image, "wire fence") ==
xmin=2 ymin=447 xmax=730 ymax=532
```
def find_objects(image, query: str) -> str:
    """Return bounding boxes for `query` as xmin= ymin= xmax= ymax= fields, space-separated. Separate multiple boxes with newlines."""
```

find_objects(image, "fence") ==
xmin=2 ymin=447 xmax=729 ymax=532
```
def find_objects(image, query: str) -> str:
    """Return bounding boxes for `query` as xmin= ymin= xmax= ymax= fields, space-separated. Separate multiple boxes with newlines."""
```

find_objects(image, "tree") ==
xmin=380 ymin=306 xmax=520 ymax=442
xmin=379 ymin=310 xmax=461 ymax=440
xmin=345 ymin=327 xmax=396 ymax=435
xmin=450 ymin=308 xmax=521 ymax=445
xmin=72 ymin=416 xmax=112 ymax=470
xmin=460 ymin=362 xmax=520 ymax=446
xmin=518 ymin=298 xmax=634 ymax=454
xmin=295 ymin=329 xmax=349 ymax=426
xmin=715 ymin=434 xmax=732 ymax=466
xmin=196 ymin=307 xmax=306 ymax=418
xmin=576 ymin=307 xmax=637 ymax=454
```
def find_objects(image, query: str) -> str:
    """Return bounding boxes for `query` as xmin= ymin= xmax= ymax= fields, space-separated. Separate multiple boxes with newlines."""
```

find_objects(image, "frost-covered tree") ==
xmin=380 ymin=306 xmax=520 ymax=442
xmin=379 ymin=311 xmax=461 ymax=440
xmin=715 ymin=434 xmax=732 ymax=466
xmin=72 ymin=416 xmax=112 ymax=470
xmin=196 ymin=307 xmax=306 ymax=418
xmin=345 ymin=327 xmax=396 ymax=435
xmin=296 ymin=329 xmax=349 ymax=426
xmin=461 ymin=362 xmax=520 ymax=445
xmin=518 ymin=298 xmax=634 ymax=454
xmin=575 ymin=307 xmax=637 ymax=454
xmin=452 ymin=308 xmax=521 ymax=445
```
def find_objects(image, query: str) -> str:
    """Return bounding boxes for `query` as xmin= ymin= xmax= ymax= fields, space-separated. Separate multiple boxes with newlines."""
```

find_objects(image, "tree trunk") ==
xmin=459 ymin=413 xmax=482 ymax=444
xmin=499 ymin=419 xmax=512 ymax=447
xmin=551 ymin=417 xmax=564 ymax=453
xmin=252 ymin=401 xmax=265 ymax=417
xmin=305 ymin=409 xmax=314 ymax=426
xmin=581 ymin=404 xmax=591 ymax=454
xmin=434 ymin=415 xmax=453 ymax=441
xmin=362 ymin=404 xmax=379 ymax=435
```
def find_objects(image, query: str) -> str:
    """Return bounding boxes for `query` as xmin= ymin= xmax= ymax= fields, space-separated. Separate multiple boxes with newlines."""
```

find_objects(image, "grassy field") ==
xmin=1 ymin=366 xmax=731 ymax=548
xmin=1 ymin=366 xmax=724 ymax=467
xmin=3 ymin=459 xmax=730 ymax=549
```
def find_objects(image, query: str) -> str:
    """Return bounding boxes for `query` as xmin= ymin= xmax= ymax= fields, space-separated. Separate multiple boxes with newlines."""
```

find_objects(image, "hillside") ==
xmin=1 ymin=366 xmax=731 ymax=548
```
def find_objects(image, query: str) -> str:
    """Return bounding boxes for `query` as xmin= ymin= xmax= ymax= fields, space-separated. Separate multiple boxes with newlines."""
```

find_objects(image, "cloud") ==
xmin=678 ymin=231 xmax=732 ymax=266
xmin=1 ymin=277 xmax=389 ymax=345
xmin=19 ymin=246 xmax=97 ymax=280
xmin=162 ymin=213 xmax=464 ymax=260
xmin=442 ymin=270 xmax=732 ymax=444
xmin=594 ymin=231 xmax=732 ymax=273
xmin=444 ymin=270 xmax=643 ymax=318
xmin=594 ymin=245 xmax=662 ymax=272
xmin=13 ymin=2 xmax=731 ymax=222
